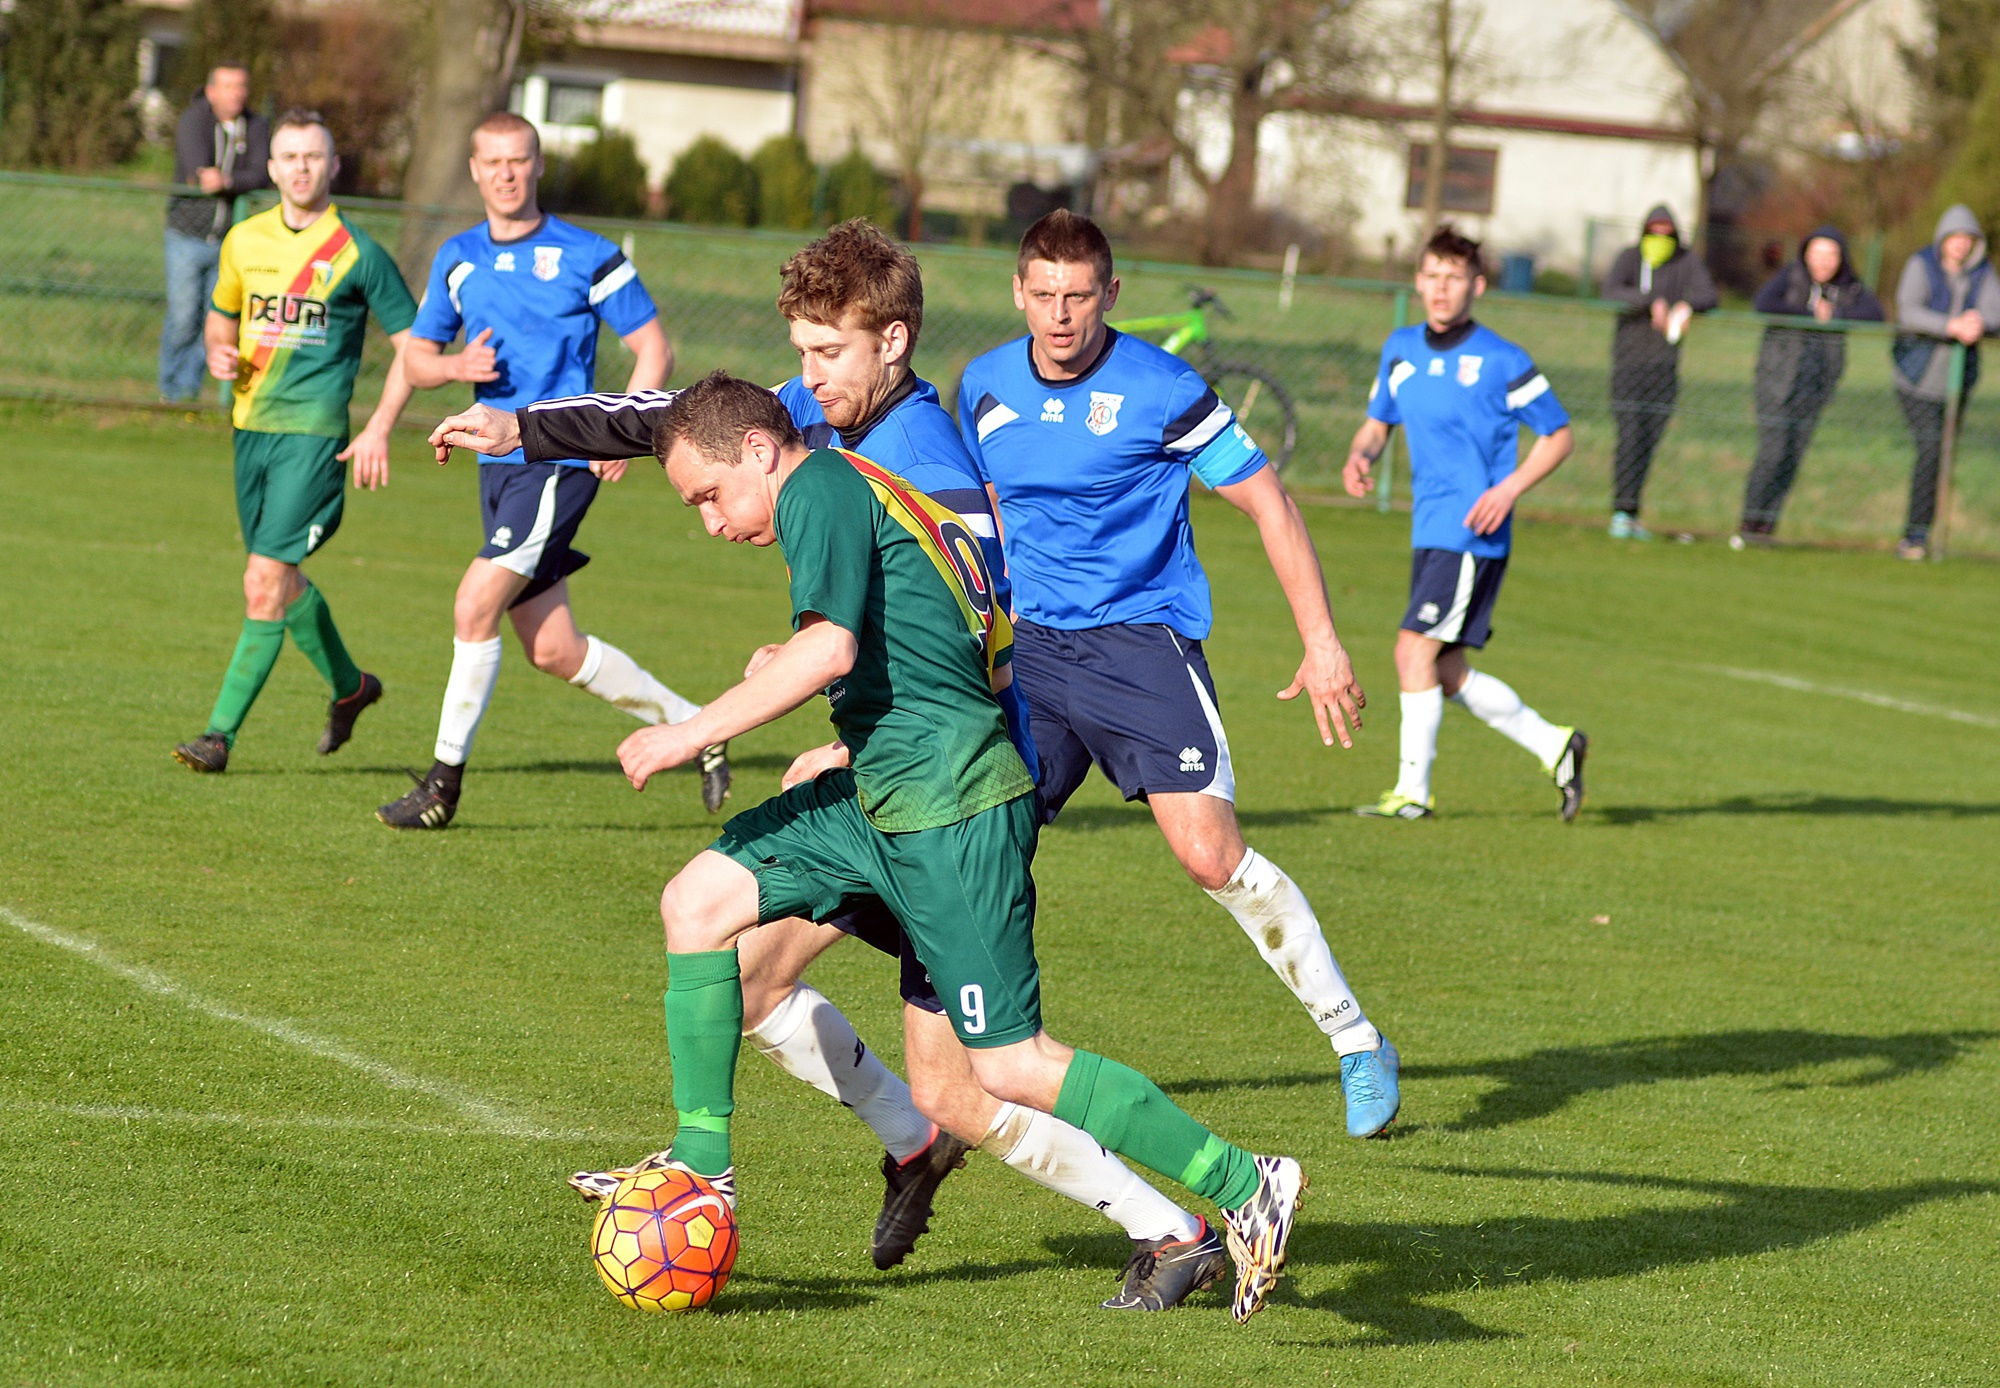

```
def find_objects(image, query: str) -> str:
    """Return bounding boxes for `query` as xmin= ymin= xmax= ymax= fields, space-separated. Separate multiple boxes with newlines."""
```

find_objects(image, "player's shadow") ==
xmin=1417 ymin=1028 xmax=1997 ymax=1133
xmin=1279 ymin=1167 xmax=1997 ymax=1345
xmin=1600 ymin=793 xmax=2000 ymax=824
xmin=1153 ymin=1029 xmax=1996 ymax=1130
xmin=484 ymin=752 xmax=797 ymax=776
xmin=717 ymin=1256 xmax=1052 ymax=1314
xmin=1049 ymin=804 xmax=1322 ymax=833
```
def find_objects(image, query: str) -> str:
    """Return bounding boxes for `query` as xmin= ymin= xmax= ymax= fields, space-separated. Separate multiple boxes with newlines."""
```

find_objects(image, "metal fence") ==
xmin=5 ymin=169 xmax=1996 ymax=557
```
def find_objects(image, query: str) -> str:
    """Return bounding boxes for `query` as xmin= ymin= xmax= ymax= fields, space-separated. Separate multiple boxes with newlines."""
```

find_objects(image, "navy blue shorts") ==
xmin=1400 ymin=548 xmax=1508 ymax=648
xmin=821 ymin=898 xmax=945 ymax=1014
xmin=477 ymin=462 xmax=596 ymax=607
xmin=1013 ymin=618 xmax=1235 ymax=822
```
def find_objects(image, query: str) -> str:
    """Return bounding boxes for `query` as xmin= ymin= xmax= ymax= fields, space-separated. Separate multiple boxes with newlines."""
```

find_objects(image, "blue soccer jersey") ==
xmin=411 ymin=214 xmax=657 ymax=466
xmin=957 ymin=329 xmax=1265 ymax=638
xmin=1366 ymin=320 xmax=1568 ymax=558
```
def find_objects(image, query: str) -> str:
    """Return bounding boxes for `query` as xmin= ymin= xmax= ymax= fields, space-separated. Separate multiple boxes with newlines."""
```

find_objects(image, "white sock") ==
xmin=1453 ymin=669 xmax=1569 ymax=769
xmin=743 ymin=984 xmax=933 ymax=1162
xmin=1206 ymin=848 xmax=1381 ymax=1056
xmin=570 ymin=634 xmax=701 ymax=726
xmin=979 ymin=1102 xmax=1200 ymax=1244
xmin=433 ymin=636 xmax=503 ymax=765
xmin=1394 ymin=685 xmax=1445 ymax=803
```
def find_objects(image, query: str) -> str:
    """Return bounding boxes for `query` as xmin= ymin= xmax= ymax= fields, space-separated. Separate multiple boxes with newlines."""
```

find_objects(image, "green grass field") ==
xmin=3 ymin=402 xmax=1997 ymax=1386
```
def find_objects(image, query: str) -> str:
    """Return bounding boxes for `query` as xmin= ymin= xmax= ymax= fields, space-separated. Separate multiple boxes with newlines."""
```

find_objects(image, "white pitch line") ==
xmin=4 ymin=1100 xmax=521 ymax=1140
xmin=1707 ymin=666 xmax=2000 ymax=730
xmin=2 ymin=905 xmax=572 ymax=1141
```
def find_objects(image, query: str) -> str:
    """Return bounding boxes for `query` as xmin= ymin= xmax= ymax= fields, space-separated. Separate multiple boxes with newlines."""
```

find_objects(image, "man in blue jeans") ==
xmin=160 ymin=63 xmax=269 ymax=403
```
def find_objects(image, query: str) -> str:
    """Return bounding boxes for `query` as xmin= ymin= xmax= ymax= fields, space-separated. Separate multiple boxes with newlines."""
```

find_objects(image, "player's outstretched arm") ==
xmin=1214 ymin=467 xmax=1365 ymax=749
xmin=1464 ymin=425 xmax=1573 ymax=536
xmin=618 ymin=617 xmax=857 ymax=790
xmin=340 ymin=329 xmax=414 ymax=491
xmin=1342 ymin=418 xmax=1391 ymax=498
xmin=429 ymin=404 xmax=521 ymax=462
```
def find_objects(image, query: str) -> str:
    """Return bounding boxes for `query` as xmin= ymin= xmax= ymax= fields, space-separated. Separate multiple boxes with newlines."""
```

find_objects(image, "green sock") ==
xmin=204 ymin=618 xmax=286 ymax=742
xmin=664 ymin=949 xmax=742 ymax=1178
xmin=1053 ymin=1049 xmax=1260 ymax=1210
xmin=284 ymin=583 xmax=361 ymax=699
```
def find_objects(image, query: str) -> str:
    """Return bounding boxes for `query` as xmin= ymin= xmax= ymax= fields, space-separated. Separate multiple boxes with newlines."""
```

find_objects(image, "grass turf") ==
xmin=1 ymin=402 xmax=1996 ymax=1386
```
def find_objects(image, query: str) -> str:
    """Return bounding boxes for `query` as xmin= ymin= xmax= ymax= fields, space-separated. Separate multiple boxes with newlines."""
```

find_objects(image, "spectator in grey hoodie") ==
xmin=1734 ymin=226 xmax=1884 ymax=546
xmin=1890 ymin=203 xmax=2000 ymax=559
xmin=159 ymin=63 xmax=269 ymax=403
xmin=1603 ymin=204 xmax=1719 ymax=539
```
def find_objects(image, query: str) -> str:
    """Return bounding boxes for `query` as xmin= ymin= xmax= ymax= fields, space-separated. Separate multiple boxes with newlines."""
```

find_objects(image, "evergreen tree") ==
xmin=663 ymin=136 xmax=756 ymax=227
xmin=175 ymin=0 xmax=280 ymax=110
xmin=820 ymin=142 xmax=893 ymax=229
xmin=0 ymin=0 xmax=141 ymax=170
xmin=544 ymin=128 xmax=650 ymax=220
xmin=751 ymin=134 xmax=816 ymax=231
xmin=1926 ymin=44 xmax=2000 ymax=239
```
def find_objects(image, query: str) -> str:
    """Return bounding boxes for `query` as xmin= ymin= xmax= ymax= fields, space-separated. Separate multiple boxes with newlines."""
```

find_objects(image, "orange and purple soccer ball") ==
xmin=589 ymin=1167 xmax=738 ymax=1312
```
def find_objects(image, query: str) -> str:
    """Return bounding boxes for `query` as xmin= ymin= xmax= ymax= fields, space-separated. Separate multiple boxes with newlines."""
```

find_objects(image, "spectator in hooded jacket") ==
xmin=1602 ymin=204 xmax=1718 ymax=540
xmin=1732 ymin=227 xmax=1885 ymax=547
xmin=1889 ymin=203 xmax=2000 ymax=559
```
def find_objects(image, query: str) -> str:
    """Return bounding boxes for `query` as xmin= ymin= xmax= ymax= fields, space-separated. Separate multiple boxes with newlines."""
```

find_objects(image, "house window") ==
xmin=1405 ymin=143 xmax=1498 ymax=215
xmin=546 ymin=80 xmax=605 ymax=127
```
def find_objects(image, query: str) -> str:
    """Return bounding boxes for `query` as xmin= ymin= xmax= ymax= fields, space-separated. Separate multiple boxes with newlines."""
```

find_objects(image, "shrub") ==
xmin=544 ymin=127 xmax=649 ymax=220
xmin=664 ymin=135 xmax=755 ymax=226
xmin=751 ymin=133 xmax=816 ymax=230
xmin=821 ymin=142 xmax=893 ymax=228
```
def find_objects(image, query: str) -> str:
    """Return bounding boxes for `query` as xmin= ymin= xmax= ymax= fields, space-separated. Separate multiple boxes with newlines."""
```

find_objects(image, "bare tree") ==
xmin=1065 ymin=0 xmax=1366 ymax=265
xmin=395 ymin=0 xmax=532 ymax=278
xmin=832 ymin=5 xmax=998 ymax=241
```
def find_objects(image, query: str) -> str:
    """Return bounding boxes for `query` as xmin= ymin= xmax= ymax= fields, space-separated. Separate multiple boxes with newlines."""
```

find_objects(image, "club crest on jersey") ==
xmin=494 ymin=251 xmax=516 ymax=272
xmin=1458 ymin=354 xmax=1483 ymax=386
xmin=1040 ymin=397 xmax=1065 ymax=424
xmin=533 ymin=246 xmax=563 ymax=281
xmin=1085 ymin=390 xmax=1124 ymax=436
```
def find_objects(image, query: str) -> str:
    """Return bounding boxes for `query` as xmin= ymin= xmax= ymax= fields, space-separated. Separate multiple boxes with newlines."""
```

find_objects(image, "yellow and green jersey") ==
xmin=212 ymin=204 xmax=416 ymax=438
xmin=777 ymin=448 xmax=1033 ymax=833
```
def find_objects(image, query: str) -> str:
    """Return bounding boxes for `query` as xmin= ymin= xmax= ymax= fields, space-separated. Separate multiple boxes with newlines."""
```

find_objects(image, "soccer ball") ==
xmin=589 ymin=1167 xmax=738 ymax=1312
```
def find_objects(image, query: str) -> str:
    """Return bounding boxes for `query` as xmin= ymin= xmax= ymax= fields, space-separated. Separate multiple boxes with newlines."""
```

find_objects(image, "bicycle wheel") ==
xmin=1203 ymin=361 xmax=1298 ymax=472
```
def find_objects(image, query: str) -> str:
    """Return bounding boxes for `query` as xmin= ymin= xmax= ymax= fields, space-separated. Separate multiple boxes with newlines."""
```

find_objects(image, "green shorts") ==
xmin=234 ymin=430 xmax=345 ymax=563
xmin=713 ymin=771 xmax=1042 ymax=1048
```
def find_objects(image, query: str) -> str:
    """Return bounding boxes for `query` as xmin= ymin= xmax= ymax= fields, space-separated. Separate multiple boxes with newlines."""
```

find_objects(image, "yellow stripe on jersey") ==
xmin=838 ymin=450 xmax=1014 ymax=691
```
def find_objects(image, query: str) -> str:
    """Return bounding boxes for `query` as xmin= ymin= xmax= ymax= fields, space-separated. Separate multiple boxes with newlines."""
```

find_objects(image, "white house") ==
xmin=1176 ymin=0 xmax=1705 ymax=276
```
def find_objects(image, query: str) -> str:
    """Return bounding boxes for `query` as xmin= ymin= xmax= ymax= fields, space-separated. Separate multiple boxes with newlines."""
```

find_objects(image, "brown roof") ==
xmin=805 ymin=0 xmax=1096 ymax=32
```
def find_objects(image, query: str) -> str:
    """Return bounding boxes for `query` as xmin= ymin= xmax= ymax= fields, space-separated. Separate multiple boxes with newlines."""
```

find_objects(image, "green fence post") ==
xmin=1378 ymin=288 xmax=1410 ymax=513
xmin=1934 ymin=342 xmax=1967 ymax=561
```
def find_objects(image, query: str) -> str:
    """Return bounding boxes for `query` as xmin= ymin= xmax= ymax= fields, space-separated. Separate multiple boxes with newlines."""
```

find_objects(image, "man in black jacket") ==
xmin=1734 ymin=227 xmax=1884 ymax=545
xmin=159 ymin=63 xmax=269 ymax=403
xmin=1603 ymin=205 xmax=1717 ymax=539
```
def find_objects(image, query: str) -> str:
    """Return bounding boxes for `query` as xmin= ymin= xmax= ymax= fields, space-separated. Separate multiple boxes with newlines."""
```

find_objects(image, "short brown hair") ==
xmin=1017 ymin=208 xmax=1113 ymax=286
xmin=1421 ymin=223 xmax=1486 ymax=277
xmin=272 ymin=108 xmax=331 ymax=148
xmin=472 ymin=111 xmax=540 ymax=157
xmin=776 ymin=219 xmax=923 ymax=348
xmin=653 ymin=371 xmax=802 ymax=467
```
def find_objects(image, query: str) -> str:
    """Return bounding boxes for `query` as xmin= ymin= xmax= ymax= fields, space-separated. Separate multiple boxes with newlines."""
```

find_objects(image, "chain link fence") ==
xmin=4 ymin=169 xmax=1996 ymax=557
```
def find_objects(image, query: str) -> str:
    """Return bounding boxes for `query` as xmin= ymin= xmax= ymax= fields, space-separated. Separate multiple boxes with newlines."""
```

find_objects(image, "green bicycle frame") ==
xmin=1108 ymin=308 xmax=1210 ymax=359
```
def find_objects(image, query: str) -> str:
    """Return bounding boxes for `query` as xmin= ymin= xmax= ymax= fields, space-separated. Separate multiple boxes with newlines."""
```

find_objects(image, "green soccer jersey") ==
xmin=211 ymin=204 xmax=417 ymax=438
xmin=777 ymin=448 xmax=1034 ymax=832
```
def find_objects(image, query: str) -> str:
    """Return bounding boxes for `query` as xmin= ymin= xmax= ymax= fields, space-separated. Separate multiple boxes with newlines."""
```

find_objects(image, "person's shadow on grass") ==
xmin=1417 ymin=1028 xmax=1999 ymax=1133
xmin=1160 ymin=1029 xmax=1997 ymax=1132
xmin=1279 ymin=1167 xmax=1998 ymax=1345
xmin=1600 ymin=793 xmax=2000 ymax=823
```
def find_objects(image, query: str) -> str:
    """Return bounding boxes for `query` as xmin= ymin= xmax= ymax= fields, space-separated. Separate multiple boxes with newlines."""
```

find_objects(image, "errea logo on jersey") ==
xmin=1179 ymin=746 xmax=1206 ymax=773
xmin=1417 ymin=601 xmax=1440 ymax=623
xmin=494 ymin=251 xmax=517 ymax=272
xmin=1041 ymin=397 xmax=1065 ymax=423
xmin=489 ymin=526 xmax=514 ymax=549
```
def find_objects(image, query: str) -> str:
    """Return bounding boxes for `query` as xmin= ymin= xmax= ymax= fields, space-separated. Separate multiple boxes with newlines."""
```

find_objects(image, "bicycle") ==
xmin=1111 ymin=287 xmax=1299 ymax=471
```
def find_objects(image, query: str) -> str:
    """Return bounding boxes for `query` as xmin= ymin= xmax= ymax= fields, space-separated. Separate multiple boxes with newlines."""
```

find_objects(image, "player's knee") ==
xmin=1175 ymin=839 xmax=1240 ymax=892
xmin=659 ymin=872 xmax=740 ymax=952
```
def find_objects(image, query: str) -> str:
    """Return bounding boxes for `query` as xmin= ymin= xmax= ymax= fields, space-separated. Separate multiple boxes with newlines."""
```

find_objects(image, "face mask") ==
xmin=1641 ymin=233 xmax=1677 ymax=267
